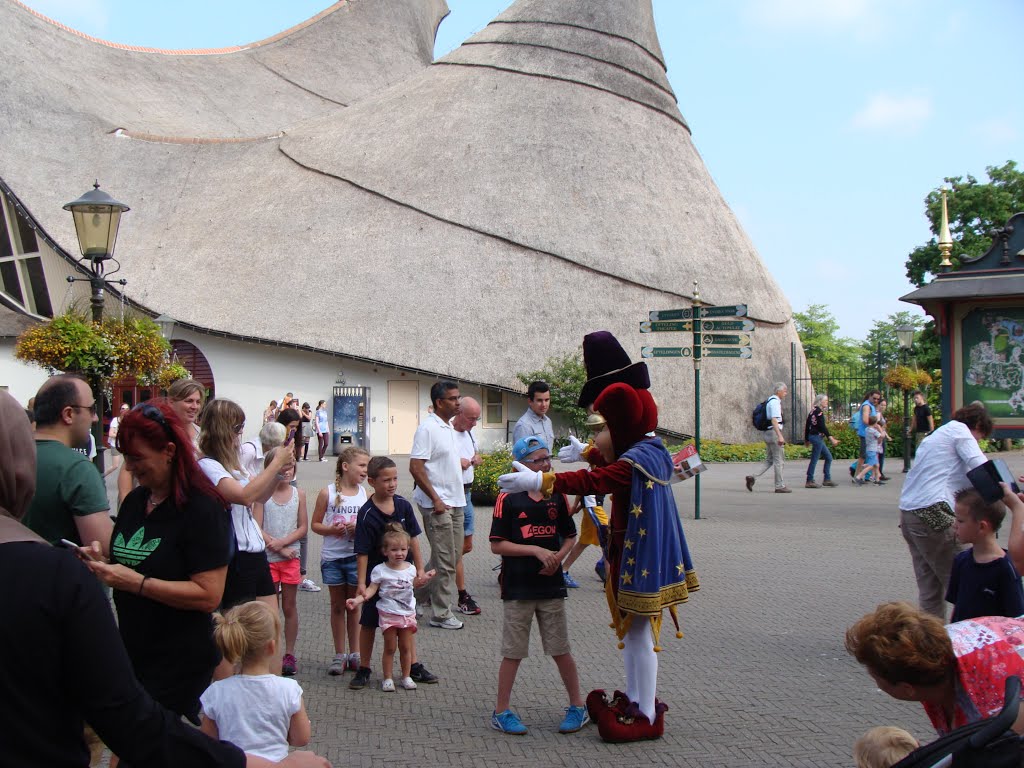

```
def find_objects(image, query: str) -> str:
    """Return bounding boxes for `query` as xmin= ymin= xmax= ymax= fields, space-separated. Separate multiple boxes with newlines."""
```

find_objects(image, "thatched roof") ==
xmin=0 ymin=0 xmax=804 ymax=441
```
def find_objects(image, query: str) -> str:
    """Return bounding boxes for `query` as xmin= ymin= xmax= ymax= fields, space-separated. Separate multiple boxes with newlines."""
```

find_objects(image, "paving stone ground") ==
xmin=105 ymin=451 xmax=1024 ymax=766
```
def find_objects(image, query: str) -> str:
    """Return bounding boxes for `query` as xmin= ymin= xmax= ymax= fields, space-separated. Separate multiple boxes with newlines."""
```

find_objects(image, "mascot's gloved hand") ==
xmin=497 ymin=461 xmax=542 ymax=494
xmin=558 ymin=435 xmax=587 ymax=464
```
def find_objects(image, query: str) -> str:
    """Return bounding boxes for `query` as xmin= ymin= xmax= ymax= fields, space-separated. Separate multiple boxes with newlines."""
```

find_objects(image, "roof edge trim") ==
xmin=11 ymin=0 xmax=352 ymax=57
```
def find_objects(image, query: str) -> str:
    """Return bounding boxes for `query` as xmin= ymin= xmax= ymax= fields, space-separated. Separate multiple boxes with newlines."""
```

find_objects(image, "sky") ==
xmin=22 ymin=0 xmax=1022 ymax=341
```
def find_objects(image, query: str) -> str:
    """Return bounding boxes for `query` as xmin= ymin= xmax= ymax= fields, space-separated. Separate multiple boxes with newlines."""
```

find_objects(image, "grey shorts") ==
xmin=501 ymin=598 xmax=570 ymax=659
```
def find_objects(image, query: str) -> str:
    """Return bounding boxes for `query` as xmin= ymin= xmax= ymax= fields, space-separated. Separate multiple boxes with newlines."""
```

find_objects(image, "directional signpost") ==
xmin=642 ymin=285 xmax=755 ymax=519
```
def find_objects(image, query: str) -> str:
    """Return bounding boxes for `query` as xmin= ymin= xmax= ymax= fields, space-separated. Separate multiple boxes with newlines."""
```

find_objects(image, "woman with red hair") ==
xmin=86 ymin=400 xmax=234 ymax=725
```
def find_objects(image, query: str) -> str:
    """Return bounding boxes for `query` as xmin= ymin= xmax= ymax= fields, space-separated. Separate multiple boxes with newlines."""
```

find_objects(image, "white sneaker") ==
xmin=399 ymin=676 xmax=417 ymax=690
xmin=298 ymin=578 xmax=321 ymax=593
xmin=381 ymin=678 xmax=396 ymax=692
xmin=428 ymin=616 xmax=464 ymax=630
xmin=320 ymin=458 xmax=328 ymax=462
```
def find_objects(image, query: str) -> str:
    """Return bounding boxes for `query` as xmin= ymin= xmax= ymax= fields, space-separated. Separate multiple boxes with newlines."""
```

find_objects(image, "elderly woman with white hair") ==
xmin=804 ymin=393 xmax=840 ymax=488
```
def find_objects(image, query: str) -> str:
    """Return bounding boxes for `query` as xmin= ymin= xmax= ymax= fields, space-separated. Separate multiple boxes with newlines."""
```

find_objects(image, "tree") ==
xmin=517 ymin=350 xmax=588 ymax=437
xmin=859 ymin=311 xmax=926 ymax=370
xmin=793 ymin=304 xmax=860 ymax=366
xmin=906 ymin=161 xmax=1024 ymax=287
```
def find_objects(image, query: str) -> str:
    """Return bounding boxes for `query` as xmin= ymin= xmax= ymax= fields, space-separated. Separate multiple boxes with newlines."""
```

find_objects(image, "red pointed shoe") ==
xmin=586 ymin=689 xmax=631 ymax=720
xmin=596 ymin=702 xmax=665 ymax=743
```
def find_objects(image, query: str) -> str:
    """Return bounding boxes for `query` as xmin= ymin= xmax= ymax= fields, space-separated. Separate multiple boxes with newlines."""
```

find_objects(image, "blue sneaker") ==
xmin=558 ymin=705 xmax=590 ymax=734
xmin=491 ymin=709 xmax=528 ymax=735
xmin=563 ymin=571 xmax=580 ymax=589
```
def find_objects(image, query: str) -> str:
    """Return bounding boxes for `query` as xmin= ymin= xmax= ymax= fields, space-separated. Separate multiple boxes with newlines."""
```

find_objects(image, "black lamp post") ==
xmin=63 ymin=182 xmax=130 ymax=473
xmin=896 ymin=324 xmax=915 ymax=473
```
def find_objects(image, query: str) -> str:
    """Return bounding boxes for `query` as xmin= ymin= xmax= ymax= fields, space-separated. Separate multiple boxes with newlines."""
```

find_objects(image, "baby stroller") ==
xmin=894 ymin=676 xmax=1023 ymax=767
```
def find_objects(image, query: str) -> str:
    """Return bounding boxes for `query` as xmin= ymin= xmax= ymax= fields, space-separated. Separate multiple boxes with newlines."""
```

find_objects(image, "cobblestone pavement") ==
xmin=104 ymin=452 xmax=1023 ymax=766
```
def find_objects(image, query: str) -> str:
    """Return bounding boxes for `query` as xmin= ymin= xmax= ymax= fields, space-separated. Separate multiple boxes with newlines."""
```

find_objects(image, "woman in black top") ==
xmin=87 ymin=401 xmax=233 ymax=724
xmin=0 ymin=391 xmax=329 ymax=768
xmin=804 ymin=394 xmax=840 ymax=488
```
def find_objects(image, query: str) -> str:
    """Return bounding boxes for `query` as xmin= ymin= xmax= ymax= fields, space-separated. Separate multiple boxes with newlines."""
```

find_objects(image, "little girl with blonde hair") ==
xmin=200 ymin=601 xmax=310 ymax=761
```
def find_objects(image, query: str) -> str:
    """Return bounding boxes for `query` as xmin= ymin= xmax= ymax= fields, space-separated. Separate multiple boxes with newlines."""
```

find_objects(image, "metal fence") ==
xmin=789 ymin=342 xmax=886 ymax=443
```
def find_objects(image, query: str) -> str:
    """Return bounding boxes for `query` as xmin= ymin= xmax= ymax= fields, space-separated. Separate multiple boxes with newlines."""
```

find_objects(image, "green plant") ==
xmin=471 ymin=442 xmax=514 ymax=505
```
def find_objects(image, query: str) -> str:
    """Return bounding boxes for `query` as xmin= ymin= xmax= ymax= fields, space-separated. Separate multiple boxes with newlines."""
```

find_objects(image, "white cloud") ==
xmin=971 ymin=117 xmax=1019 ymax=144
xmin=24 ymin=0 xmax=110 ymax=34
xmin=850 ymin=93 xmax=932 ymax=135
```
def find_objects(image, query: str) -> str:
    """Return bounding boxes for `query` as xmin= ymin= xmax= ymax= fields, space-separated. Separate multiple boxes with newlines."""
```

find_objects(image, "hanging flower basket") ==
xmin=15 ymin=310 xmax=170 ymax=383
xmin=884 ymin=365 xmax=933 ymax=392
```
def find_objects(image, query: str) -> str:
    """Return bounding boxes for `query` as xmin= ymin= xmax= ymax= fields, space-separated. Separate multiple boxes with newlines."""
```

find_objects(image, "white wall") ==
xmin=173 ymin=327 xmax=533 ymax=455
xmin=0 ymin=340 xmax=49 ymax=406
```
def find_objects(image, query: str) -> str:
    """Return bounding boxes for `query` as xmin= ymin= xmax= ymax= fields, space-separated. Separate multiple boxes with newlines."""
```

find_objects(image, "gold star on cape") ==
xmin=631 ymin=504 xmax=643 ymax=518
xmin=645 ymin=480 xmax=654 ymax=489
xmin=626 ymin=557 xmax=635 ymax=567
xmin=624 ymin=539 xmax=633 ymax=550
xmin=676 ymin=563 xmax=685 ymax=575
xmin=638 ymin=528 xmax=647 ymax=538
xmin=641 ymin=568 xmax=650 ymax=578
xmin=621 ymin=571 xmax=633 ymax=585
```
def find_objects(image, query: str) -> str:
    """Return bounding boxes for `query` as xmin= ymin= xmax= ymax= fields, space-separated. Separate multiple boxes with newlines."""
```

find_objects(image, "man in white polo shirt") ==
xmin=409 ymin=381 xmax=467 ymax=630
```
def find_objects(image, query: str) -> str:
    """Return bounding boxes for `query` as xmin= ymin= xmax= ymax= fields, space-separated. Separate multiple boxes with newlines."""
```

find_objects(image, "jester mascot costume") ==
xmin=498 ymin=331 xmax=699 ymax=742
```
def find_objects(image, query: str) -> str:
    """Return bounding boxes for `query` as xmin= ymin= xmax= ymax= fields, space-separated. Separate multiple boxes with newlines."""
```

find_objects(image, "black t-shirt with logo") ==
xmin=110 ymin=487 xmax=232 ymax=718
xmin=489 ymin=491 xmax=576 ymax=600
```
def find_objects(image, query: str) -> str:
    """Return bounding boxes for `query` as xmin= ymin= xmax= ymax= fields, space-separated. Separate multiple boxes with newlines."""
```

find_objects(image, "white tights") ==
xmin=622 ymin=619 xmax=657 ymax=721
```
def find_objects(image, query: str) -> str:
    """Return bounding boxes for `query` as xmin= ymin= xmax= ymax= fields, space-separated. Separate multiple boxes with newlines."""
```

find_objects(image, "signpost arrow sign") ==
xmin=649 ymin=304 xmax=747 ymax=321
xmin=699 ymin=318 xmax=755 ymax=332
xmin=640 ymin=320 xmax=693 ymax=333
xmin=640 ymin=346 xmax=692 ymax=359
xmin=701 ymin=333 xmax=752 ymax=346
xmin=703 ymin=346 xmax=753 ymax=359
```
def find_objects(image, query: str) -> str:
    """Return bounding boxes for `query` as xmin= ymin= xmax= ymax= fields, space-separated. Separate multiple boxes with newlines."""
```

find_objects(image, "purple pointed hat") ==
xmin=578 ymin=331 xmax=650 ymax=408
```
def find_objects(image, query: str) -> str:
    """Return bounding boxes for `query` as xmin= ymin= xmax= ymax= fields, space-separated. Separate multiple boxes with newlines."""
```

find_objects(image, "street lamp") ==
xmin=155 ymin=314 xmax=176 ymax=341
xmin=896 ymin=324 xmax=915 ymax=473
xmin=64 ymin=181 xmax=130 ymax=473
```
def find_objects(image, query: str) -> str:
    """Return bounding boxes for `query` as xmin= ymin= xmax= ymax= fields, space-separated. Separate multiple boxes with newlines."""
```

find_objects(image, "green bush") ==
xmin=471 ymin=442 xmax=513 ymax=506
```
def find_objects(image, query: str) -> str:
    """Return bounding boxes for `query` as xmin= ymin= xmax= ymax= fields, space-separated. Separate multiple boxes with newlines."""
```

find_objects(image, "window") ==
xmin=0 ymin=192 xmax=51 ymax=318
xmin=483 ymin=388 xmax=503 ymax=426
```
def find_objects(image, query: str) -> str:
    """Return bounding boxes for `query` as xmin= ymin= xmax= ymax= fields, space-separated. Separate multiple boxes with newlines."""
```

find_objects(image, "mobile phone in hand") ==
xmin=284 ymin=428 xmax=296 ymax=446
xmin=60 ymin=538 xmax=97 ymax=561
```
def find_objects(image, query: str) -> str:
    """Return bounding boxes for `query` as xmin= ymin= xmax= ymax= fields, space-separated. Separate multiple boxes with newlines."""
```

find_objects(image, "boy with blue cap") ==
xmin=488 ymin=436 xmax=587 ymax=736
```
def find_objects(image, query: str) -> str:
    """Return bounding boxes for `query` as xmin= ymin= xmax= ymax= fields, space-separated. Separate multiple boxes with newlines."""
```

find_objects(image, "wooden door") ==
xmin=387 ymin=380 xmax=419 ymax=454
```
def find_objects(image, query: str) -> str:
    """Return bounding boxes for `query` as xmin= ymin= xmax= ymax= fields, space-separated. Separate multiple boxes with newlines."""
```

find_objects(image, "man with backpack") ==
xmin=746 ymin=383 xmax=791 ymax=493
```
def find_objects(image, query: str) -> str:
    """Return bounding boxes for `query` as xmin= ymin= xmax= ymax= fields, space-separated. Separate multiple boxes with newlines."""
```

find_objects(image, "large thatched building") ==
xmin=0 ymin=0 xmax=803 ymax=451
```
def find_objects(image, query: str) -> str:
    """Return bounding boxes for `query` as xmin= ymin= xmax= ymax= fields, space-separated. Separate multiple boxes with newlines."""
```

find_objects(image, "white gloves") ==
xmin=497 ymin=461 xmax=543 ymax=494
xmin=557 ymin=435 xmax=587 ymax=464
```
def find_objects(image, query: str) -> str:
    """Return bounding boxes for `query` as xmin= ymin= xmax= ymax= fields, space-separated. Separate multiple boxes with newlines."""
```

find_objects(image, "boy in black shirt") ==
xmin=350 ymin=456 xmax=437 ymax=689
xmin=488 ymin=436 xmax=588 ymax=735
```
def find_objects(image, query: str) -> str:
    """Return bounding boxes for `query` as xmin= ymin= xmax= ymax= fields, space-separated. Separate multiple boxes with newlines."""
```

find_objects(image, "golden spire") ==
xmin=937 ymin=187 xmax=953 ymax=271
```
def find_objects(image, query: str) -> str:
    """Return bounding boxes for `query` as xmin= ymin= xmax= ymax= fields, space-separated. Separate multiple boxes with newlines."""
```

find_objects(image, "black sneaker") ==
xmin=410 ymin=662 xmax=439 ymax=684
xmin=458 ymin=593 xmax=481 ymax=615
xmin=349 ymin=667 xmax=371 ymax=690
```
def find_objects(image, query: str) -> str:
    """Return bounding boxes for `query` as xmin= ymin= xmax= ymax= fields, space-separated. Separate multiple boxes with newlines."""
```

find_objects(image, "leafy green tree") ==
xmin=793 ymin=304 xmax=860 ymax=366
xmin=860 ymin=311 xmax=927 ymax=370
xmin=906 ymin=161 xmax=1024 ymax=287
xmin=517 ymin=350 xmax=588 ymax=436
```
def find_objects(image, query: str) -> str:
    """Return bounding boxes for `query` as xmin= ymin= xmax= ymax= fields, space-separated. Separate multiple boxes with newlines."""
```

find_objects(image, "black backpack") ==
xmin=752 ymin=398 xmax=772 ymax=431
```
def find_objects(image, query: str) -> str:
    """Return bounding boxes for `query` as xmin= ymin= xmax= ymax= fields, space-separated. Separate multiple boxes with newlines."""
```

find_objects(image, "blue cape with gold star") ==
xmin=616 ymin=438 xmax=699 ymax=625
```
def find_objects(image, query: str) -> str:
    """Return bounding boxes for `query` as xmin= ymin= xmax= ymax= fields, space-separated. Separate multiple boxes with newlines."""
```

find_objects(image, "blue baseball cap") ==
xmin=512 ymin=436 xmax=549 ymax=462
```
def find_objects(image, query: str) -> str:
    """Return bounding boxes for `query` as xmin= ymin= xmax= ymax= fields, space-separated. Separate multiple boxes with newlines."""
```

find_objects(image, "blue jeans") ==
xmin=807 ymin=434 xmax=833 ymax=481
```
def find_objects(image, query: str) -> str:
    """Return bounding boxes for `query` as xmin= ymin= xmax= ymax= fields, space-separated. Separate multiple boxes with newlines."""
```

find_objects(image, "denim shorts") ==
xmin=463 ymin=487 xmax=475 ymax=536
xmin=321 ymin=555 xmax=359 ymax=587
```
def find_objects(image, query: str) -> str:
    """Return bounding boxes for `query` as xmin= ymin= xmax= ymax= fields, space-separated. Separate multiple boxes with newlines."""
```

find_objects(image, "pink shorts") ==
xmin=378 ymin=611 xmax=417 ymax=633
xmin=268 ymin=558 xmax=301 ymax=585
